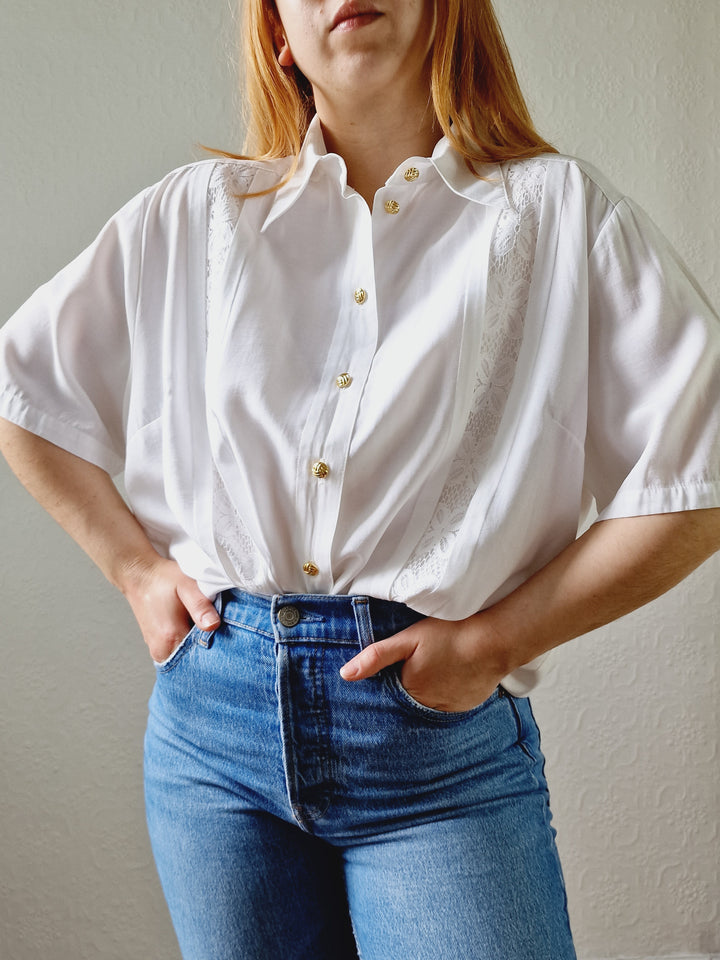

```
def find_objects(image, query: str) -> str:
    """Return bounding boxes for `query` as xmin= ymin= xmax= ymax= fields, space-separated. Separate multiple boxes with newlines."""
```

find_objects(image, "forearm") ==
xmin=483 ymin=508 xmax=720 ymax=675
xmin=340 ymin=506 xmax=720 ymax=710
xmin=0 ymin=418 xmax=160 ymax=591
xmin=0 ymin=418 xmax=220 ymax=657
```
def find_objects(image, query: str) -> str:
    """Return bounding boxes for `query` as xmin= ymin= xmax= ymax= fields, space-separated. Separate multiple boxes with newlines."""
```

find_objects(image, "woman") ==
xmin=1 ymin=1 xmax=719 ymax=958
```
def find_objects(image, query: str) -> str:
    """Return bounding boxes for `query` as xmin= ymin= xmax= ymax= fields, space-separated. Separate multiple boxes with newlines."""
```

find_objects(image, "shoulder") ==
xmin=499 ymin=153 xmax=627 ymax=243
xmin=545 ymin=154 xmax=624 ymax=205
xmin=204 ymin=155 xmax=292 ymax=200
xmin=501 ymin=153 xmax=624 ymax=204
xmin=137 ymin=155 xmax=291 ymax=218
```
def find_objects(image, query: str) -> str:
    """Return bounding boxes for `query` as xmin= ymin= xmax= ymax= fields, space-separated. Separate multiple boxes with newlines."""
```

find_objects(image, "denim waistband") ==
xmin=221 ymin=589 xmax=426 ymax=643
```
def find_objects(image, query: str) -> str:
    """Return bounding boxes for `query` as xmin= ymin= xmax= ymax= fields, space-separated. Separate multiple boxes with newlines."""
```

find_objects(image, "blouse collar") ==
xmin=262 ymin=115 xmax=509 ymax=230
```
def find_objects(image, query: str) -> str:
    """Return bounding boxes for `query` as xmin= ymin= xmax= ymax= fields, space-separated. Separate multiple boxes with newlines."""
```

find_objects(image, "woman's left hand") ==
xmin=339 ymin=614 xmax=509 ymax=713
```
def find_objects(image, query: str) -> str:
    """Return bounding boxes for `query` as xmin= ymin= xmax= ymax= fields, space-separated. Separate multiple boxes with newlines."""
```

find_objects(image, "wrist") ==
xmin=112 ymin=550 xmax=167 ymax=597
xmin=463 ymin=609 xmax=517 ymax=679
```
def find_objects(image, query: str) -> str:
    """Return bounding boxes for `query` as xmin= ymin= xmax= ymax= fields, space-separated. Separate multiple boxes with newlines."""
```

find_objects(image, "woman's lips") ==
xmin=331 ymin=3 xmax=382 ymax=31
xmin=334 ymin=12 xmax=381 ymax=31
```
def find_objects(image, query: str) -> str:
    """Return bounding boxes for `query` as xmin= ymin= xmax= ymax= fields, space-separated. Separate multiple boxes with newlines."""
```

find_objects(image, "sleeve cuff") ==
xmin=0 ymin=391 xmax=125 ymax=476
xmin=597 ymin=479 xmax=720 ymax=521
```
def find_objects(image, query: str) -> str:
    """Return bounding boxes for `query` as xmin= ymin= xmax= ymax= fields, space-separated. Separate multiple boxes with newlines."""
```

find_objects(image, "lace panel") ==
xmin=206 ymin=162 xmax=257 ymax=322
xmin=206 ymin=161 xmax=264 ymax=585
xmin=392 ymin=159 xmax=548 ymax=597
xmin=211 ymin=468 xmax=263 ymax=583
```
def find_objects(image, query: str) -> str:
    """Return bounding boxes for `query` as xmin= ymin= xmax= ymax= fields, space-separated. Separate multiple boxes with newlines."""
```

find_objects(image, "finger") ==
xmin=340 ymin=633 xmax=418 ymax=681
xmin=177 ymin=578 xmax=221 ymax=631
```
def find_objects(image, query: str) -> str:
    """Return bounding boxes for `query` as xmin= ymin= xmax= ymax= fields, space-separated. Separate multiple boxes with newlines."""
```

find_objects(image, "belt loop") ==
xmin=215 ymin=590 xmax=227 ymax=620
xmin=196 ymin=590 xmax=226 ymax=650
xmin=351 ymin=596 xmax=374 ymax=650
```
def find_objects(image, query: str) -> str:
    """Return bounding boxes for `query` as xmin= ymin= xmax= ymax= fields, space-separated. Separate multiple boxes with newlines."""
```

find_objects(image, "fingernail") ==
xmin=201 ymin=613 xmax=219 ymax=630
xmin=340 ymin=662 xmax=359 ymax=680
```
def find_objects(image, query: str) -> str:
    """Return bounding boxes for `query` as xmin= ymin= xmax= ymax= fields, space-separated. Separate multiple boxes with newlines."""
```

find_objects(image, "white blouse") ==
xmin=1 ymin=117 xmax=719 ymax=695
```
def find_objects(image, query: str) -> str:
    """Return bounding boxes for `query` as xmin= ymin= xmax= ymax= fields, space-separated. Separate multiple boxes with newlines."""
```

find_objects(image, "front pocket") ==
xmin=383 ymin=664 xmax=501 ymax=724
xmin=153 ymin=626 xmax=199 ymax=673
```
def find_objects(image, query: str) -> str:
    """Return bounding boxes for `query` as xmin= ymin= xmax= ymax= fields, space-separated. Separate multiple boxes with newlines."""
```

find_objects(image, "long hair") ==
xmin=216 ymin=0 xmax=555 ymax=179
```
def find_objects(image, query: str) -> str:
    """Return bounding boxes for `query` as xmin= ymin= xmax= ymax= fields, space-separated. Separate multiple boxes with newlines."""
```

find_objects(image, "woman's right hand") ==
xmin=120 ymin=556 xmax=221 ymax=664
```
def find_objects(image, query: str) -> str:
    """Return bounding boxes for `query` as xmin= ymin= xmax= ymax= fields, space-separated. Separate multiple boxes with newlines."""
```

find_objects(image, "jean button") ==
xmin=278 ymin=605 xmax=301 ymax=628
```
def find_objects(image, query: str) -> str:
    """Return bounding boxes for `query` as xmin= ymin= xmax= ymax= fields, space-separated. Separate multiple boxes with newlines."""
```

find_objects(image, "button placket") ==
xmin=294 ymin=204 xmax=377 ymax=589
xmin=377 ymin=163 xmax=424 ymax=226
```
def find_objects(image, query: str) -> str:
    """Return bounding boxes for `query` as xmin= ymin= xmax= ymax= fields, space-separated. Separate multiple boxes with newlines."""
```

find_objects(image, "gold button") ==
xmin=303 ymin=562 xmax=319 ymax=577
xmin=384 ymin=199 xmax=400 ymax=215
xmin=404 ymin=167 xmax=420 ymax=182
xmin=311 ymin=460 xmax=329 ymax=479
xmin=335 ymin=373 xmax=353 ymax=389
xmin=354 ymin=288 xmax=367 ymax=305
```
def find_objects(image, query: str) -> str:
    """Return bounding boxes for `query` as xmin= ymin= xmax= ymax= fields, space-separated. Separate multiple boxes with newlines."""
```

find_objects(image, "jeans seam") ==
xmin=220 ymin=617 xmax=275 ymax=639
xmin=503 ymin=688 xmax=537 ymax=761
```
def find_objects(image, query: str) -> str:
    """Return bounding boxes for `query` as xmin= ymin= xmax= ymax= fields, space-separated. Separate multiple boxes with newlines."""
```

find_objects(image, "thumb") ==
xmin=340 ymin=633 xmax=418 ymax=681
xmin=177 ymin=578 xmax=221 ymax=631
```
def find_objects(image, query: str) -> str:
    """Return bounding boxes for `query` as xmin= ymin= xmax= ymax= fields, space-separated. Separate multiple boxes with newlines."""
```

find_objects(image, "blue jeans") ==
xmin=144 ymin=590 xmax=576 ymax=960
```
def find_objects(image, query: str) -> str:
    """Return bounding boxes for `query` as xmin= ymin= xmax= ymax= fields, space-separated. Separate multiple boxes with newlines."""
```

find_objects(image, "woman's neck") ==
xmin=317 ymin=93 xmax=441 ymax=209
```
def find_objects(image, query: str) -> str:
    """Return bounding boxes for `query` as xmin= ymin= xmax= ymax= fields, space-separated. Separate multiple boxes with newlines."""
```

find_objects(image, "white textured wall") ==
xmin=0 ymin=2 xmax=718 ymax=959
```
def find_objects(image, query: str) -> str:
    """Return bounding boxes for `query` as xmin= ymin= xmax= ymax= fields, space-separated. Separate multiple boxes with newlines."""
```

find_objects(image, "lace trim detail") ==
xmin=392 ymin=159 xmax=548 ymax=598
xmin=206 ymin=161 xmax=263 ymax=585
xmin=206 ymin=161 xmax=257 ymax=324
xmin=211 ymin=468 xmax=263 ymax=584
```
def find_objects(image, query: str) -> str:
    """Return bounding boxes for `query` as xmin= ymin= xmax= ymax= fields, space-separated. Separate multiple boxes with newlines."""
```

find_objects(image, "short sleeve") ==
xmin=0 ymin=188 xmax=149 ymax=476
xmin=584 ymin=197 xmax=720 ymax=519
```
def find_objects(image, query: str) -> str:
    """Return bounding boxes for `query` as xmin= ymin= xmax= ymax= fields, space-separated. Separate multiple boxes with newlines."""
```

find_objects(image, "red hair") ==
xmin=211 ymin=0 xmax=555 ymax=182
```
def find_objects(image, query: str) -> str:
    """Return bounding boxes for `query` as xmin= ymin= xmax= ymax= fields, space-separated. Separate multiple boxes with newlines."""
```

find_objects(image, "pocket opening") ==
xmin=384 ymin=666 xmax=501 ymax=723
xmin=153 ymin=625 xmax=198 ymax=672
